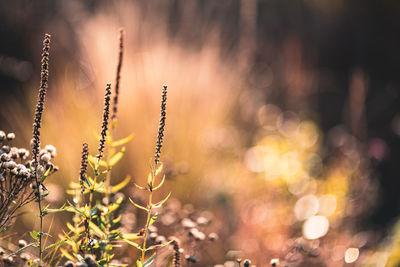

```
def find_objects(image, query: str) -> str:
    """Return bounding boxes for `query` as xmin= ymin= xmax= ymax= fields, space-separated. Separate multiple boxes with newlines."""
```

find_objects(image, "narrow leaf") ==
xmin=88 ymin=154 xmax=107 ymax=167
xmin=122 ymin=233 xmax=141 ymax=240
xmin=152 ymin=175 xmax=166 ymax=191
xmin=111 ymin=133 xmax=134 ymax=147
xmin=129 ymin=198 xmax=148 ymax=211
xmin=60 ymin=248 xmax=75 ymax=261
xmin=123 ymin=238 xmax=142 ymax=251
xmin=134 ymin=183 xmax=147 ymax=191
xmin=149 ymin=213 xmax=158 ymax=226
xmin=155 ymin=163 xmax=163 ymax=176
xmin=44 ymin=239 xmax=68 ymax=251
xmin=111 ymin=176 xmax=131 ymax=193
xmin=109 ymin=149 xmax=124 ymax=167
xmin=146 ymin=240 xmax=174 ymax=251
xmin=143 ymin=253 xmax=156 ymax=267
xmin=88 ymin=220 xmax=105 ymax=237
xmin=152 ymin=192 xmax=171 ymax=208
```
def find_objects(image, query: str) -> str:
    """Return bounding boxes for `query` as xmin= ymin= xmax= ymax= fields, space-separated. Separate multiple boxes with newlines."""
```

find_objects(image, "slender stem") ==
xmin=35 ymin=181 xmax=43 ymax=266
xmin=141 ymin=191 xmax=153 ymax=263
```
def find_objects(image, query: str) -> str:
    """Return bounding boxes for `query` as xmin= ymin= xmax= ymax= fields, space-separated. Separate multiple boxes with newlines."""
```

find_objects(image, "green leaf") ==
xmin=60 ymin=248 xmax=75 ymax=261
xmin=152 ymin=175 xmax=166 ymax=191
xmin=7 ymin=242 xmax=37 ymax=257
xmin=90 ymin=205 xmax=99 ymax=217
xmin=88 ymin=154 xmax=107 ymax=167
xmin=66 ymin=201 xmax=86 ymax=217
xmin=109 ymin=148 xmax=125 ymax=167
xmin=154 ymin=163 xmax=163 ymax=176
xmin=143 ymin=253 xmax=156 ymax=267
xmin=149 ymin=213 xmax=158 ymax=226
xmin=111 ymin=133 xmax=134 ymax=147
xmin=134 ymin=183 xmax=147 ymax=191
xmin=123 ymin=238 xmax=142 ymax=251
xmin=30 ymin=230 xmax=40 ymax=241
xmin=111 ymin=176 xmax=131 ymax=193
xmin=44 ymin=238 xmax=68 ymax=251
xmin=129 ymin=198 xmax=148 ymax=211
xmin=40 ymin=166 xmax=52 ymax=183
xmin=121 ymin=233 xmax=141 ymax=240
xmin=88 ymin=220 xmax=105 ymax=237
xmin=146 ymin=240 xmax=173 ymax=251
xmin=152 ymin=192 xmax=171 ymax=208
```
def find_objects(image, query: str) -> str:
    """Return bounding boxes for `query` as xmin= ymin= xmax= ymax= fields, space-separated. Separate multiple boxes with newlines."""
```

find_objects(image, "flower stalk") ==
xmin=31 ymin=33 xmax=51 ymax=267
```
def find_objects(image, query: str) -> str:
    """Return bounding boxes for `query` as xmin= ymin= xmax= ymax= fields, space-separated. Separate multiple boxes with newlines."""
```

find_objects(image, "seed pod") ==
xmin=243 ymin=259 xmax=251 ymax=267
xmin=0 ymin=131 xmax=5 ymax=142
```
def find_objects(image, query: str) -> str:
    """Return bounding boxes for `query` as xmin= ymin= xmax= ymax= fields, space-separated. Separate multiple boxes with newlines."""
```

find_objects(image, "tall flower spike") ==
xmin=97 ymin=83 xmax=112 ymax=161
xmin=112 ymin=28 xmax=125 ymax=121
xmin=79 ymin=143 xmax=89 ymax=202
xmin=32 ymin=33 xmax=51 ymax=183
xmin=154 ymin=85 xmax=168 ymax=169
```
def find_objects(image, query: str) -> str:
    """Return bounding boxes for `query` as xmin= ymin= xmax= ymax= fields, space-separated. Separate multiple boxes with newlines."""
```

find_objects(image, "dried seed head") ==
xmin=155 ymin=235 xmax=166 ymax=244
xmin=149 ymin=232 xmax=158 ymax=241
xmin=154 ymin=85 xmax=168 ymax=169
xmin=20 ymin=253 xmax=30 ymax=261
xmin=2 ymin=146 xmax=10 ymax=153
xmin=196 ymin=216 xmax=209 ymax=226
xmin=0 ymin=131 xmax=5 ymax=142
xmin=208 ymin=232 xmax=219 ymax=241
xmin=45 ymin=144 xmax=56 ymax=157
xmin=112 ymin=28 xmax=125 ymax=121
xmin=64 ymin=260 xmax=75 ymax=267
xmin=96 ymin=83 xmax=111 ymax=161
xmin=148 ymin=225 xmax=158 ymax=233
xmin=84 ymin=254 xmax=96 ymax=265
xmin=40 ymin=153 xmax=51 ymax=163
xmin=181 ymin=218 xmax=196 ymax=229
xmin=6 ymin=133 xmax=15 ymax=141
xmin=243 ymin=259 xmax=251 ymax=267
xmin=185 ymin=255 xmax=198 ymax=263
xmin=18 ymin=239 xmax=28 ymax=248
xmin=270 ymin=258 xmax=280 ymax=266
xmin=18 ymin=148 xmax=29 ymax=159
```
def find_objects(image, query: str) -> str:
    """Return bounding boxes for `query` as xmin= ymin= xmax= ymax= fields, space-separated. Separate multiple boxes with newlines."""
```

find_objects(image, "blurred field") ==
xmin=1 ymin=1 xmax=400 ymax=266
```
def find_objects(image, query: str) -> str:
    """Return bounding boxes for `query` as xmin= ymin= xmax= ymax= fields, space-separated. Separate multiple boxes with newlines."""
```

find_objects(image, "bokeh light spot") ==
xmin=344 ymin=248 xmax=359 ymax=263
xmin=303 ymin=215 xmax=329 ymax=239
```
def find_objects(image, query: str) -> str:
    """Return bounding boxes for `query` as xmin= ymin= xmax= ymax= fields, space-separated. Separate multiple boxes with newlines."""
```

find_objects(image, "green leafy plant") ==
xmin=126 ymin=85 xmax=172 ymax=267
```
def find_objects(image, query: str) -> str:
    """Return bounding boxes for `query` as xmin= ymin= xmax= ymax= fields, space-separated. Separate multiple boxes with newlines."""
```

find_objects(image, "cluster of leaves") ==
xmin=57 ymin=132 xmax=135 ymax=266
xmin=127 ymin=162 xmax=173 ymax=267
